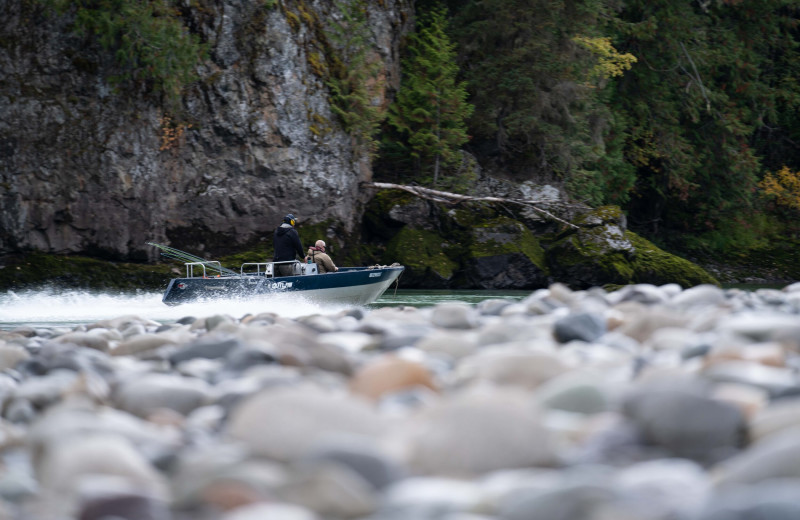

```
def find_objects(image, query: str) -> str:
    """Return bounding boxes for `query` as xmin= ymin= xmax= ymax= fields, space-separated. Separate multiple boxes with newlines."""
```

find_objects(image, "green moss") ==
xmin=469 ymin=217 xmax=548 ymax=272
xmin=448 ymin=204 xmax=498 ymax=228
xmin=284 ymin=9 xmax=302 ymax=32
xmin=548 ymin=233 xmax=634 ymax=285
xmin=385 ymin=227 xmax=457 ymax=279
xmin=0 ymin=252 xmax=174 ymax=290
xmin=363 ymin=189 xmax=417 ymax=240
xmin=573 ymin=205 xmax=624 ymax=227
xmin=627 ymin=231 xmax=720 ymax=287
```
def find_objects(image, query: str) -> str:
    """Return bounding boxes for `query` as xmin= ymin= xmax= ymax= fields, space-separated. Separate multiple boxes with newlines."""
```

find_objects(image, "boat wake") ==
xmin=0 ymin=288 xmax=358 ymax=329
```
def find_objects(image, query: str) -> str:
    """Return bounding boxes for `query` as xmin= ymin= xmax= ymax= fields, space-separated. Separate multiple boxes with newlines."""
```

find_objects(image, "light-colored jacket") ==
xmin=306 ymin=247 xmax=338 ymax=273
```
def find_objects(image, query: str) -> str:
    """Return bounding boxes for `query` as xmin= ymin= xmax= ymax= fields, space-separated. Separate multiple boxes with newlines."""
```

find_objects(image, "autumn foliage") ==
xmin=760 ymin=166 xmax=800 ymax=213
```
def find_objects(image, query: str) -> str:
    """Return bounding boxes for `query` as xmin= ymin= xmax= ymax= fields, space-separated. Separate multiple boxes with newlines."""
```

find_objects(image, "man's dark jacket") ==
xmin=273 ymin=223 xmax=304 ymax=262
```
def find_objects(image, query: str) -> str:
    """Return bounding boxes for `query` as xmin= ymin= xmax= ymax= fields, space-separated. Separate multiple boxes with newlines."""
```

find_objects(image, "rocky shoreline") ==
xmin=0 ymin=282 xmax=799 ymax=519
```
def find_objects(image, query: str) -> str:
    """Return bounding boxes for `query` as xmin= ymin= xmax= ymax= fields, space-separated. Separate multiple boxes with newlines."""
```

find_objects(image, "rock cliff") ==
xmin=0 ymin=0 xmax=412 ymax=261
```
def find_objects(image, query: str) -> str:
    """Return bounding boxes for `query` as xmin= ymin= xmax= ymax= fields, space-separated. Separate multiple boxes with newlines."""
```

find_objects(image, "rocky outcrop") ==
xmin=547 ymin=206 xmax=719 ymax=289
xmin=0 ymin=0 xmax=412 ymax=261
xmin=366 ymin=190 xmax=553 ymax=289
xmin=366 ymin=192 xmax=718 ymax=290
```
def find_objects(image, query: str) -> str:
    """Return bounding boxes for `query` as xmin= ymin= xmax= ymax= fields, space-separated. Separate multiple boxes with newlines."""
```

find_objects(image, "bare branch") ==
xmin=363 ymin=182 xmax=580 ymax=229
xmin=679 ymin=41 xmax=711 ymax=113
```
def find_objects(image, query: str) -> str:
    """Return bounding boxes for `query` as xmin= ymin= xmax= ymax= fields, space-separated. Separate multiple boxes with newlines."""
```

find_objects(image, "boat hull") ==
xmin=161 ymin=266 xmax=404 ymax=306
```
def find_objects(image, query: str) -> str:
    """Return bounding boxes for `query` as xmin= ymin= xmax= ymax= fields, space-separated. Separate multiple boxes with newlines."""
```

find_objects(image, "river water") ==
xmin=0 ymin=288 xmax=531 ymax=330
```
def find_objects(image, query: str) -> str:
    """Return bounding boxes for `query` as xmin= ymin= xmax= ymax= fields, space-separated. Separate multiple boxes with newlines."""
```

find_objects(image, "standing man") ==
xmin=273 ymin=213 xmax=304 ymax=276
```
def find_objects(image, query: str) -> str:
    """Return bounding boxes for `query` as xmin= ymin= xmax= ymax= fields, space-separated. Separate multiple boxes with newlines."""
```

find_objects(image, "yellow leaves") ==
xmin=759 ymin=166 xmax=800 ymax=212
xmin=159 ymin=116 xmax=190 ymax=151
xmin=573 ymin=36 xmax=638 ymax=82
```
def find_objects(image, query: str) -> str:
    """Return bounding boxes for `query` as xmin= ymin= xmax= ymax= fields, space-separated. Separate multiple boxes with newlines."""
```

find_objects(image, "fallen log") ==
xmin=362 ymin=181 xmax=580 ymax=229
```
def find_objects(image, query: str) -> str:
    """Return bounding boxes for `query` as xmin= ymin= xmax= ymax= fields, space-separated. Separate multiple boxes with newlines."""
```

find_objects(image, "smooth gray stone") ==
xmin=535 ymin=373 xmax=609 ymax=415
xmin=15 ymin=370 xmax=79 ymax=408
xmin=35 ymin=435 xmax=168 ymax=518
xmin=20 ymin=342 xmax=114 ymax=378
xmin=381 ymin=477 xmax=483 ymax=514
xmin=681 ymin=343 xmax=711 ymax=360
xmin=169 ymin=337 xmax=244 ymax=365
xmin=0 ymin=375 xmax=18 ymax=411
xmin=415 ymin=331 xmax=478 ymax=360
xmin=553 ymin=312 xmax=606 ymax=343
xmin=113 ymin=373 xmax=212 ymax=418
xmin=9 ymin=327 xmax=36 ymax=338
xmin=670 ymin=284 xmax=725 ymax=308
xmin=0 ymin=345 xmax=29 ymax=371
xmin=339 ymin=308 xmax=366 ymax=320
xmin=221 ymin=503 xmax=318 ymax=520
xmin=615 ymin=458 xmax=710 ymax=519
xmin=0 ymin=451 xmax=38 ymax=502
xmin=275 ymin=462 xmax=377 ymax=518
xmin=78 ymin=492 xmax=171 ymax=520
xmin=431 ymin=303 xmax=479 ymax=330
xmin=378 ymin=323 xmax=436 ymax=351
xmin=500 ymin=483 xmax=616 ymax=520
xmin=623 ymin=385 xmax=745 ymax=463
xmin=53 ymin=332 xmax=109 ymax=352
xmin=205 ymin=314 xmax=235 ymax=331
xmin=703 ymin=361 xmax=798 ymax=397
xmin=176 ymin=316 xmax=196 ymax=325
xmin=610 ymin=284 xmax=669 ymax=305
xmin=223 ymin=346 xmax=277 ymax=373
xmin=476 ymin=299 xmax=515 ymax=316
xmin=755 ymin=288 xmax=787 ymax=305
xmin=226 ymin=385 xmax=384 ymax=462
xmin=4 ymin=398 xmax=35 ymax=424
xmin=454 ymin=348 xmax=567 ymax=390
xmin=298 ymin=315 xmax=340 ymax=333
xmin=720 ymin=314 xmax=800 ymax=343
xmin=697 ymin=480 xmax=800 ymax=520
xmin=301 ymin=438 xmax=405 ymax=490
xmin=566 ymin=415 xmax=651 ymax=466
xmin=713 ymin=427 xmax=800 ymax=486
xmin=401 ymin=387 xmax=557 ymax=475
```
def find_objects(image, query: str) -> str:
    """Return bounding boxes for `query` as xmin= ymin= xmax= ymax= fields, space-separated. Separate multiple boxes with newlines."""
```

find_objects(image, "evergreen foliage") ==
xmin=449 ymin=0 xmax=637 ymax=206
xmin=325 ymin=0 xmax=386 ymax=156
xmin=386 ymin=5 xmax=474 ymax=187
xmin=42 ymin=0 xmax=206 ymax=111
xmin=611 ymin=0 xmax=800 ymax=252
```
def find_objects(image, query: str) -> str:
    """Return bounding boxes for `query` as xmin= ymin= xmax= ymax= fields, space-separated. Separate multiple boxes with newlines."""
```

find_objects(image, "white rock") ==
xmin=226 ymin=385 xmax=384 ymax=461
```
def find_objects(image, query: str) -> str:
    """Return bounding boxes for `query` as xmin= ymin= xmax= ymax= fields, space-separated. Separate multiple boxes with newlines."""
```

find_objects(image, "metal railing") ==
xmin=185 ymin=261 xmax=224 ymax=278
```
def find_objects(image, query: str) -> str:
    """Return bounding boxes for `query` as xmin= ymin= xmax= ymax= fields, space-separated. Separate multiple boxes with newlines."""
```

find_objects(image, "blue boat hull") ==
xmin=162 ymin=266 xmax=404 ymax=306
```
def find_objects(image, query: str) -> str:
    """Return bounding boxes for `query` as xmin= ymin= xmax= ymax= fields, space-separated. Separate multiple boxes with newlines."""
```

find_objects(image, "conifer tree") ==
xmin=387 ymin=5 xmax=473 ymax=187
xmin=326 ymin=0 xmax=385 ymax=156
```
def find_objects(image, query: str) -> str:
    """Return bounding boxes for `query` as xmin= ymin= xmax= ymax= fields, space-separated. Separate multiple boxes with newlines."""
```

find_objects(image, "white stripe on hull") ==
xmin=285 ymin=275 xmax=400 ymax=305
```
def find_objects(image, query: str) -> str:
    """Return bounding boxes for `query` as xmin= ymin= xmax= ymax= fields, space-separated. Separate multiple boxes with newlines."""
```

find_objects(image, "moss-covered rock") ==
xmin=627 ymin=232 xmax=719 ymax=287
xmin=546 ymin=206 xmax=718 ymax=289
xmin=384 ymin=227 xmax=458 ymax=287
xmin=0 ymin=252 xmax=174 ymax=291
xmin=363 ymin=190 xmax=422 ymax=241
xmin=465 ymin=216 xmax=550 ymax=289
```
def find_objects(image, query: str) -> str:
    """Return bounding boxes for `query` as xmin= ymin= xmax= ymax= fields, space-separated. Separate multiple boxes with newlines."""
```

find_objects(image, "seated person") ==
xmin=305 ymin=240 xmax=338 ymax=273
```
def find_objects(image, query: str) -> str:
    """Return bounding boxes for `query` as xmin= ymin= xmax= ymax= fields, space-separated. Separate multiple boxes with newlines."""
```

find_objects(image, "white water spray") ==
xmin=0 ymin=288 xmax=357 ymax=329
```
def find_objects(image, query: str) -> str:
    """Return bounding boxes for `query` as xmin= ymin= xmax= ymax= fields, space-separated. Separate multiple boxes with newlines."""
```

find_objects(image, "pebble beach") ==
xmin=0 ymin=282 xmax=799 ymax=519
